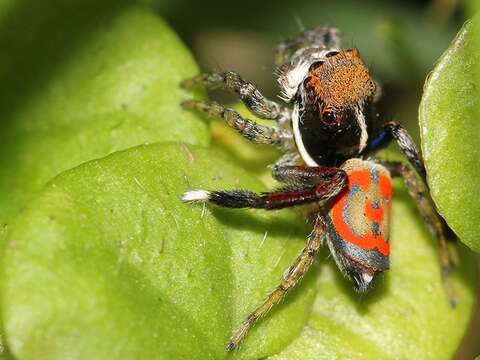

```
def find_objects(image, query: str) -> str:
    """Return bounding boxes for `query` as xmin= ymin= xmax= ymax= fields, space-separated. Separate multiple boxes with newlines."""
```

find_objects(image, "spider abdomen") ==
xmin=326 ymin=158 xmax=392 ymax=291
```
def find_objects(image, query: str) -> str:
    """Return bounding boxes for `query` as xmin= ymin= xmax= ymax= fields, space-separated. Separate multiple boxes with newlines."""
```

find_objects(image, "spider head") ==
xmin=302 ymin=48 xmax=377 ymax=131
xmin=284 ymin=48 xmax=378 ymax=165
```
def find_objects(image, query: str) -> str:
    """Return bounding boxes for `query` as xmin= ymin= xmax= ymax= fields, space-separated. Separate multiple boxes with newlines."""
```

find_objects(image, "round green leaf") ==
xmin=2 ymin=143 xmax=316 ymax=360
xmin=419 ymin=20 xmax=480 ymax=251
xmin=2 ymin=144 xmax=476 ymax=359
xmin=0 ymin=3 xmax=209 ymax=239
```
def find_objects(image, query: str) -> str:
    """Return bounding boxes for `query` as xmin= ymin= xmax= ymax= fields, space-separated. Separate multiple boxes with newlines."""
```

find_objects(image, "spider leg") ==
xmin=272 ymin=152 xmax=301 ymax=169
xmin=182 ymin=167 xmax=346 ymax=210
xmin=181 ymin=71 xmax=291 ymax=124
xmin=272 ymin=163 xmax=345 ymax=223
xmin=182 ymin=99 xmax=292 ymax=146
xmin=368 ymin=121 xmax=426 ymax=182
xmin=226 ymin=214 xmax=327 ymax=351
xmin=382 ymin=161 xmax=456 ymax=306
xmin=272 ymin=164 xmax=347 ymax=187
xmin=275 ymin=26 xmax=341 ymax=65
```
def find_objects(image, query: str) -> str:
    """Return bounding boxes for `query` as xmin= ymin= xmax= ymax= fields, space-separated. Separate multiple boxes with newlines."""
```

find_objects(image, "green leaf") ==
xmin=0 ymin=2 xmax=209 ymax=240
xmin=0 ymin=3 xmax=477 ymax=358
xmin=0 ymin=4 xmax=206 ymax=357
xmin=2 ymin=143 xmax=316 ymax=360
xmin=419 ymin=20 xmax=480 ymax=252
xmin=2 ymin=144 xmax=476 ymax=359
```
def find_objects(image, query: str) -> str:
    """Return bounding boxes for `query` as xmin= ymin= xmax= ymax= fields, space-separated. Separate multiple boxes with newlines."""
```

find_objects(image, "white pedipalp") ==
xmin=277 ymin=48 xmax=339 ymax=102
xmin=278 ymin=60 xmax=311 ymax=102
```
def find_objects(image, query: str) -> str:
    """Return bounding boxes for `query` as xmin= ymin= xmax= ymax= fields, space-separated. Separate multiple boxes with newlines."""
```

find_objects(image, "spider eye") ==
xmin=325 ymin=51 xmax=339 ymax=58
xmin=322 ymin=111 xmax=337 ymax=124
xmin=308 ymin=61 xmax=323 ymax=72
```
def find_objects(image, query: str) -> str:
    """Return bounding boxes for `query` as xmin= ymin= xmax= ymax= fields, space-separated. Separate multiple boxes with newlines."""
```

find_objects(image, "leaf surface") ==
xmin=2 ymin=143 xmax=316 ymax=360
xmin=419 ymin=19 xmax=480 ymax=251
xmin=0 ymin=3 xmax=208 ymax=240
xmin=2 ymin=144 xmax=476 ymax=360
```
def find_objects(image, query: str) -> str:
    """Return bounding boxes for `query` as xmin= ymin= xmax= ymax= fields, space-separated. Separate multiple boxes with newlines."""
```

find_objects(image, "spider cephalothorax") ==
xmin=180 ymin=26 xmax=455 ymax=351
xmin=279 ymin=46 xmax=378 ymax=166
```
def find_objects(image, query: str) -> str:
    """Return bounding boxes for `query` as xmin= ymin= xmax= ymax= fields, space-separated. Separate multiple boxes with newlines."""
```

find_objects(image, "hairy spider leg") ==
xmin=181 ymin=71 xmax=291 ymax=124
xmin=182 ymin=166 xmax=346 ymax=210
xmin=368 ymin=121 xmax=427 ymax=182
xmin=272 ymin=165 xmax=345 ymax=187
xmin=369 ymin=122 xmax=456 ymax=304
xmin=181 ymin=99 xmax=292 ymax=147
xmin=226 ymin=214 xmax=327 ymax=351
xmin=271 ymin=152 xmax=301 ymax=170
xmin=382 ymin=161 xmax=456 ymax=306
xmin=275 ymin=26 xmax=341 ymax=65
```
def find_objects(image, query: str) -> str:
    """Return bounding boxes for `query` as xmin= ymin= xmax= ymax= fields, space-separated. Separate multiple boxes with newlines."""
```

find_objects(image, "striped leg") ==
xmin=275 ymin=26 xmax=341 ymax=65
xmin=181 ymin=71 xmax=291 ymax=124
xmin=272 ymin=165 xmax=344 ymax=187
xmin=182 ymin=99 xmax=292 ymax=146
xmin=226 ymin=214 xmax=327 ymax=351
xmin=369 ymin=121 xmax=427 ymax=182
xmin=272 ymin=152 xmax=301 ymax=170
xmin=383 ymin=161 xmax=456 ymax=306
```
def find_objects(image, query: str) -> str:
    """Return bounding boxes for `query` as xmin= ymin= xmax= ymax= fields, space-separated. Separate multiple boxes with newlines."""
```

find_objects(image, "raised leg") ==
xmin=226 ymin=214 xmax=327 ymax=351
xmin=383 ymin=161 xmax=456 ymax=306
xmin=182 ymin=99 xmax=292 ymax=146
xmin=275 ymin=26 xmax=341 ymax=65
xmin=182 ymin=166 xmax=346 ymax=210
xmin=368 ymin=121 xmax=426 ymax=182
xmin=181 ymin=71 xmax=291 ymax=124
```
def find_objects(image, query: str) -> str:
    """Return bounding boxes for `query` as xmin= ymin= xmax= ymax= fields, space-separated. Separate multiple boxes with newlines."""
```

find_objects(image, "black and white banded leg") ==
xmin=182 ymin=99 xmax=292 ymax=146
xmin=368 ymin=121 xmax=427 ymax=182
xmin=181 ymin=71 xmax=291 ymax=124
xmin=272 ymin=165 xmax=345 ymax=187
xmin=270 ymin=152 xmax=300 ymax=173
xmin=383 ymin=161 xmax=456 ymax=306
xmin=275 ymin=26 xmax=341 ymax=65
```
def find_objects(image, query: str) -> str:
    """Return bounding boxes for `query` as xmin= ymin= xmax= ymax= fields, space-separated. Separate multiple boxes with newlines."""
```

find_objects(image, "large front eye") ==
xmin=308 ymin=61 xmax=324 ymax=72
xmin=325 ymin=50 xmax=339 ymax=58
xmin=322 ymin=111 xmax=337 ymax=125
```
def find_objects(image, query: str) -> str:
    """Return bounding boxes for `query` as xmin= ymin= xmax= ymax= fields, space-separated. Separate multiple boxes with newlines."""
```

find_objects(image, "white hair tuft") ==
xmin=181 ymin=190 xmax=211 ymax=202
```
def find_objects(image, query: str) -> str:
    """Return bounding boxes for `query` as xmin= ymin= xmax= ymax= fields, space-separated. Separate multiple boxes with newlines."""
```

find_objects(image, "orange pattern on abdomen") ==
xmin=331 ymin=168 xmax=392 ymax=256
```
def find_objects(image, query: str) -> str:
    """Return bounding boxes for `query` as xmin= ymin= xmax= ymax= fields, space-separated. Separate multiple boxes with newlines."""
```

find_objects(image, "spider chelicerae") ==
xmin=180 ymin=26 xmax=455 ymax=351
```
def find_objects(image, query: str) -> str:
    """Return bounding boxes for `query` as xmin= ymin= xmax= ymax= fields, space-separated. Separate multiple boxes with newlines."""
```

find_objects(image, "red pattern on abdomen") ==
xmin=331 ymin=169 xmax=392 ymax=256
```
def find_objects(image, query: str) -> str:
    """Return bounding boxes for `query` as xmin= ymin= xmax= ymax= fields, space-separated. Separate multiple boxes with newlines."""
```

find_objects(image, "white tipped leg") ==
xmin=181 ymin=190 xmax=211 ymax=203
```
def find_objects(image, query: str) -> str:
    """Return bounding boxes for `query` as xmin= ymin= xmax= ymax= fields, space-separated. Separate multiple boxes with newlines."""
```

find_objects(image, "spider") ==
xmin=180 ymin=26 xmax=455 ymax=351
